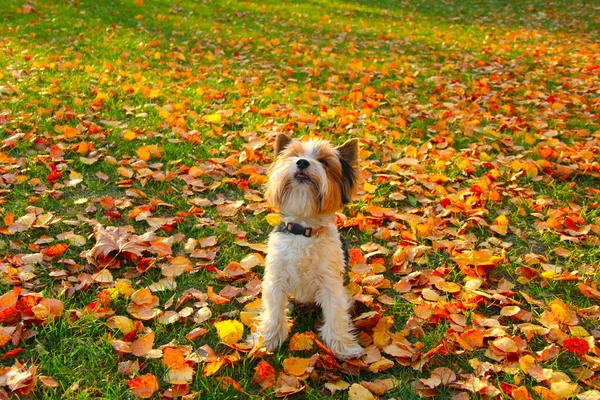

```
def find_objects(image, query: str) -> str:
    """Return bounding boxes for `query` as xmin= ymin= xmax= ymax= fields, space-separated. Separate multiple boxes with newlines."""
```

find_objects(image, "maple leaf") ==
xmin=88 ymin=225 xmax=149 ymax=261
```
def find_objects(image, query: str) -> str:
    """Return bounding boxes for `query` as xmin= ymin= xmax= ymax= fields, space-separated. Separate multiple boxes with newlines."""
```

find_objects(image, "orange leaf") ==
xmin=512 ymin=386 xmax=532 ymax=400
xmin=452 ymin=250 xmax=504 ymax=267
xmin=549 ymin=299 xmax=578 ymax=325
xmin=131 ymin=330 xmax=154 ymax=357
xmin=163 ymin=347 xmax=186 ymax=370
xmin=63 ymin=125 xmax=79 ymax=138
xmin=127 ymin=373 xmax=159 ymax=398
xmin=288 ymin=332 xmax=315 ymax=351
xmin=42 ymin=243 xmax=68 ymax=258
xmin=131 ymin=288 xmax=159 ymax=308
xmin=0 ymin=326 xmax=16 ymax=346
xmin=253 ymin=360 xmax=276 ymax=389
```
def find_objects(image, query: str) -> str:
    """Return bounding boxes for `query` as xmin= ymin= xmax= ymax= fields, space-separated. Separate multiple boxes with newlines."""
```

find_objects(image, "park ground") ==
xmin=0 ymin=0 xmax=599 ymax=399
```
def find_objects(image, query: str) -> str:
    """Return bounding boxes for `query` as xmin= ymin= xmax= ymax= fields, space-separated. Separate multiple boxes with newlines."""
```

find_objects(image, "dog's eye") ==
xmin=317 ymin=159 xmax=328 ymax=167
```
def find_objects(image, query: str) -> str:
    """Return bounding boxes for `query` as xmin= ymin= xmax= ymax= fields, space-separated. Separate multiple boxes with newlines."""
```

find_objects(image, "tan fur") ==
xmin=266 ymin=136 xmax=358 ymax=217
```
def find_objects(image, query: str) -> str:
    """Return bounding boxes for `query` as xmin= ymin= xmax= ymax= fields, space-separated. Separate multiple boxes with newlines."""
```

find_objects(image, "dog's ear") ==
xmin=336 ymin=139 xmax=359 ymax=204
xmin=336 ymin=139 xmax=359 ymax=165
xmin=274 ymin=134 xmax=293 ymax=158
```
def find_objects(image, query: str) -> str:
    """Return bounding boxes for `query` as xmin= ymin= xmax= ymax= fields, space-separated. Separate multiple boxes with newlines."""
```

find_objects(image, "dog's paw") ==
xmin=246 ymin=332 xmax=262 ymax=347
xmin=251 ymin=321 xmax=289 ymax=352
xmin=328 ymin=339 xmax=364 ymax=360
xmin=261 ymin=328 xmax=288 ymax=351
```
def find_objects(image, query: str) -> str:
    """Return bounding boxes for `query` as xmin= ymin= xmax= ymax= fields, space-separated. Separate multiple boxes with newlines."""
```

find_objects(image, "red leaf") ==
xmin=16 ymin=296 xmax=40 ymax=317
xmin=46 ymin=164 xmax=63 ymax=182
xmin=0 ymin=306 xmax=19 ymax=325
xmin=104 ymin=211 xmax=122 ymax=219
xmin=2 ymin=347 xmax=24 ymax=360
xmin=562 ymin=337 xmax=589 ymax=358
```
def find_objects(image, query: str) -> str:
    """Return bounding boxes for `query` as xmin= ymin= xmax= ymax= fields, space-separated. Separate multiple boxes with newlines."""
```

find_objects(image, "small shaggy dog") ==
xmin=250 ymin=133 xmax=363 ymax=360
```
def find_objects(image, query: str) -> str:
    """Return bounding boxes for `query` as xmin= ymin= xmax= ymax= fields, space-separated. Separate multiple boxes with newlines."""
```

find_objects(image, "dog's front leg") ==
xmin=256 ymin=273 xmax=289 ymax=351
xmin=316 ymin=275 xmax=364 ymax=360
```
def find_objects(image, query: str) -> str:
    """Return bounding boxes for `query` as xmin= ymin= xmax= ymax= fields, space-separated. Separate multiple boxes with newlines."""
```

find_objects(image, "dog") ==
xmin=250 ymin=133 xmax=364 ymax=360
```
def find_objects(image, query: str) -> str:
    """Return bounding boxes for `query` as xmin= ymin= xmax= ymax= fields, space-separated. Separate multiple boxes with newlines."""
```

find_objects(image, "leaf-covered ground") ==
xmin=1 ymin=0 xmax=599 ymax=399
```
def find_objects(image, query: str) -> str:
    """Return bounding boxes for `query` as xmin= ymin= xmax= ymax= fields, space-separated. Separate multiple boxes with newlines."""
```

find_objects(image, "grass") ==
xmin=1 ymin=0 xmax=600 ymax=399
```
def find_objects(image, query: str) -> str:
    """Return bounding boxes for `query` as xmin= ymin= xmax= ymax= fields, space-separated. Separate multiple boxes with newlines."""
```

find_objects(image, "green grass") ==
xmin=1 ymin=0 xmax=600 ymax=399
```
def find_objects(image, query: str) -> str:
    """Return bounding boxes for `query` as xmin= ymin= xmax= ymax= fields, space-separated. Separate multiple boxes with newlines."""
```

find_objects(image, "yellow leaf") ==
xmin=204 ymin=113 xmax=222 ymax=123
xmin=116 ymin=281 xmax=135 ymax=297
xmin=202 ymin=359 xmax=224 ymax=376
xmin=282 ymin=357 xmax=311 ymax=376
xmin=137 ymin=146 xmax=151 ymax=161
xmin=214 ymin=320 xmax=244 ymax=345
xmin=524 ymin=162 xmax=538 ymax=178
xmin=568 ymin=326 xmax=589 ymax=337
xmin=148 ymin=89 xmax=161 ymax=99
xmin=265 ymin=213 xmax=281 ymax=226
xmin=123 ymin=130 xmax=137 ymax=141
xmin=491 ymin=214 xmax=509 ymax=236
xmin=348 ymin=383 xmax=376 ymax=400
xmin=239 ymin=311 xmax=259 ymax=327
xmin=108 ymin=316 xmax=136 ymax=334
xmin=362 ymin=182 xmax=377 ymax=193
xmin=372 ymin=315 xmax=393 ymax=348
xmin=550 ymin=381 xmax=578 ymax=399
xmin=324 ymin=380 xmax=350 ymax=394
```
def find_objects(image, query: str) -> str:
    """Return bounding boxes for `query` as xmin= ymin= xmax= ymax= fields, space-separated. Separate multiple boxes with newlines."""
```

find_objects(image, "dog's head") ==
xmin=266 ymin=134 xmax=359 ymax=217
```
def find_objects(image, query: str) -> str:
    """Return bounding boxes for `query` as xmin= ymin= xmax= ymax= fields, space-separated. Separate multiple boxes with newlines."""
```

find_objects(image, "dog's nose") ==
xmin=296 ymin=159 xmax=309 ymax=169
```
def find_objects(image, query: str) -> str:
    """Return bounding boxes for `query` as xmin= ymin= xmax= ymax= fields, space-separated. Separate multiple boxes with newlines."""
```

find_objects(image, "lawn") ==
xmin=1 ymin=0 xmax=599 ymax=399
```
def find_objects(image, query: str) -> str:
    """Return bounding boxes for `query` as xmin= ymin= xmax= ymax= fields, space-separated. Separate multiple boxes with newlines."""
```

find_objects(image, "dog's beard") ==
xmin=266 ymin=159 xmax=328 ymax=217
xmin=265 ymin=137 xmax=359 ymax=217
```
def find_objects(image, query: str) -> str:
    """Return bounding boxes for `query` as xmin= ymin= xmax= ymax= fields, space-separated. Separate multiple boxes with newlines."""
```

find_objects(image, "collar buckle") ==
xmin=285 ymin=222 xmax=319 ymax=237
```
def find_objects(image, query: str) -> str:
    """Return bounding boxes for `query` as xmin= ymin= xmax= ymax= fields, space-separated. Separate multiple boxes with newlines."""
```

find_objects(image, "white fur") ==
xmin=251 ymin=215 xmax=363 ymax=360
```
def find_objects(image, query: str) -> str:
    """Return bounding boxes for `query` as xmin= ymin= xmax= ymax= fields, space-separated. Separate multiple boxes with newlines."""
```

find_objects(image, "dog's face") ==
xmin=266 ymin=134 xmax=359 ymax=217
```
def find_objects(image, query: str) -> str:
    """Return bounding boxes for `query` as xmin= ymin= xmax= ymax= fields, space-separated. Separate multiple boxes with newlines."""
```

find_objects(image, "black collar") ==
xmin=275 ymin=222 xmax=323 ymax=237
